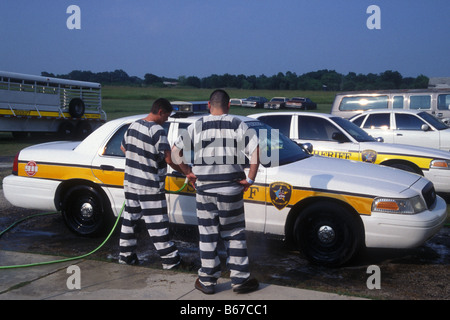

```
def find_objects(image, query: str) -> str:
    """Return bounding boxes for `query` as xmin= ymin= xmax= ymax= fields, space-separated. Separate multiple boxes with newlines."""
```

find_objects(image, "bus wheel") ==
xmin=58 ymin=121 xmax=75 ymax=139
xmin=69 ymin=98 xmax=85 ymax=118
xmin=76 ymin=122 xmax=92 ymax=139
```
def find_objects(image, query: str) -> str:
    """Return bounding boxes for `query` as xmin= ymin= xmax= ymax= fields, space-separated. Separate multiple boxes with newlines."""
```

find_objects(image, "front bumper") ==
xmin=362 ymin=195 xmax=447 ymax=249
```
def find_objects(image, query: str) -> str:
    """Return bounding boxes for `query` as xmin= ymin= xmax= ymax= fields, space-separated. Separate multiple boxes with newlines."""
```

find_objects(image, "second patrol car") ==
xmin=3 ymin=112 xmax=447 ymax=266
xmin=251 ymin=111 xmax=450 ymax=195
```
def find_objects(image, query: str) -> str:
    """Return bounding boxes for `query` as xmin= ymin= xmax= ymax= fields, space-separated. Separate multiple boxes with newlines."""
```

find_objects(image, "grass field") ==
xmin=0 ymin=86 xmax=337 ymax=158
xmin=101 ymin=86 xmax=336 ymax=120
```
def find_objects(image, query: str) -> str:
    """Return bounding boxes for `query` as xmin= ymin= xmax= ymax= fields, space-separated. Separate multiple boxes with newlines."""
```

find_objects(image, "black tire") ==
xmin=58 ymin=121 xmax=75 ymax=139
xmin=388 ymin=162 xmax=422 ymax=175
xmin=69 ymin=98 xmax=85 ymax=118
xmin=75 ymin=121 xmax=92 ymax=139
xmin=61 ymin=185 xmax=112 ymax=237
xmin=293 ymin=201 xmax=363 ymax=267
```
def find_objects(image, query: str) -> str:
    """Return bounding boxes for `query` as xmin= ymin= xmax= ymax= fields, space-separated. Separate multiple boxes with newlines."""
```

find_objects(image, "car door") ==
xmin=393 ymin=113 xmax=440 ymax=149
xmin=296 ymin=115 xmax=361 ymax=161
xmin=91 ymin=123 xmax=128 ymax=215
xmin=166 ymin=119 xmax=268 ymax=232
xmin=165 ymin=120 xmax=198 ymax=226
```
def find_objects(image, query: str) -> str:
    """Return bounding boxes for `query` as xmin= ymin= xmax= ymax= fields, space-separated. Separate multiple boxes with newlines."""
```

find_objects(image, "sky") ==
xmin=0 ymin=0 xmax=449 ymax=80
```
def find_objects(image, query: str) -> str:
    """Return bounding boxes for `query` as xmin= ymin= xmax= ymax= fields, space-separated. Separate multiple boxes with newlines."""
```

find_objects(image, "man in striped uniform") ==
xmin=172 ymin=89 xmax=260 ymax=294
xmin=119 ymin=98 xmax=195 ymax=269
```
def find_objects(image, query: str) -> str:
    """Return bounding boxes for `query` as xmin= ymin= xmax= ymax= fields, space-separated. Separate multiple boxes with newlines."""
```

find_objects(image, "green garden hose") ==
xmin=0 ymin=178 xmax=190 ymax=269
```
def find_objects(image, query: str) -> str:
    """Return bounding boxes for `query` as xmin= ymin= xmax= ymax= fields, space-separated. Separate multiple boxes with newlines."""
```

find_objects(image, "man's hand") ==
xmin=239 ymin=179 xmax=252 ymax=193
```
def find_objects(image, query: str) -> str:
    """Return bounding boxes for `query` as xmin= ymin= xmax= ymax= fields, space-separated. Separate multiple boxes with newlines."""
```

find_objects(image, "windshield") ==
xmin=418 ymin=112 xmax=448 ymax=130
xmin=331 ymin=117 xmax=376 ymax=142
xmin=245 ymin=120 xmax=311 ymax=167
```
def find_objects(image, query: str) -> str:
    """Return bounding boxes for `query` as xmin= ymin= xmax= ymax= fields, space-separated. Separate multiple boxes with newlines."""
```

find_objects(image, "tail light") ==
xmin=12 ymin=152 xmax=19 ymax=175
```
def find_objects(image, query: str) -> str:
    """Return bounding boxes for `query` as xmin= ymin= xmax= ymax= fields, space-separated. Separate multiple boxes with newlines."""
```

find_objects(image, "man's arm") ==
xmin=167 ymin=147 xmax=196 ymax=187
xmin=239 ymin=146 xmax=260 ymax=192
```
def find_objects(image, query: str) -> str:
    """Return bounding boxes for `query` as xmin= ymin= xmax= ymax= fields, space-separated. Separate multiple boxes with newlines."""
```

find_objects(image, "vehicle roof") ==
xmin=335 ymin=88 xmax=450 ymax=96
xmin=354 ymin=109 xmax=425 ymax=115
xmin=110 ymin=112 xmax=257 ymax=125
xmin=249 ymin=111 xmax=335 ymax=119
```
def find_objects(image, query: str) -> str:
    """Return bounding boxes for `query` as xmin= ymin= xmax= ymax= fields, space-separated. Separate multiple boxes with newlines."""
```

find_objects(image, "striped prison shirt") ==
xmin=174 ymin=114 xmax=258 ymax=190
xmin=121 ymin=119 xmax=170 ymax=191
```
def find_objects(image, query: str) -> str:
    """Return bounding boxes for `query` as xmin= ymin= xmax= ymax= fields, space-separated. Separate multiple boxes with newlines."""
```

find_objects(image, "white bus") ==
xmin=0 ymin=71 xmax=106 ymax=139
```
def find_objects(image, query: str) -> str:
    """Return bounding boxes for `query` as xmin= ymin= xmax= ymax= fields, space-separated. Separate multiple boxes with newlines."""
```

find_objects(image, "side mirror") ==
xmin=421 ymin=124 xmax=430 ymax=131
xmin=376 ymin=137 xmax=384 ymax=142
xmin=331 ymin=132 xmax=348 ymax=143
xmin=297 ymin=142 xmax=313 ymax=154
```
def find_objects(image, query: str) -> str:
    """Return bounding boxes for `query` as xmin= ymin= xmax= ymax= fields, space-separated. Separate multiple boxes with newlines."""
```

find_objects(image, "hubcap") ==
xmin=317 ymin=225 xmax=335 ymax=244
xmin=80 ymin=203 xmax=94 ymax=219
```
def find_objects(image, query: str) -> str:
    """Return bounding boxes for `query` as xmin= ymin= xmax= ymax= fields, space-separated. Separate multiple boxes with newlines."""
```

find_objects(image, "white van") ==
xmin=330 ymin=89 xmax=450 ymax=124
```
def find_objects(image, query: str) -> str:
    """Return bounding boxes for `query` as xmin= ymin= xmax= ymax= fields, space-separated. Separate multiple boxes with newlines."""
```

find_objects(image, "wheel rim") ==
xmin=317 ymin=225 xmax=336 ymax=244
xmin=64 ymin=189 xmax=103 ymax=235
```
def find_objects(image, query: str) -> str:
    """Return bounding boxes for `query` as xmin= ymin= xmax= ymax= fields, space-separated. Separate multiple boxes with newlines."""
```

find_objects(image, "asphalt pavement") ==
xmin=0 ymin=250 xmax=365 ymax=301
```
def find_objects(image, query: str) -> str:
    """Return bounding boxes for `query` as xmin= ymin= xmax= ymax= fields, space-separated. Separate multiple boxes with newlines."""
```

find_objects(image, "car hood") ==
xmin=271 ymin=156 xmax=423 ymax=198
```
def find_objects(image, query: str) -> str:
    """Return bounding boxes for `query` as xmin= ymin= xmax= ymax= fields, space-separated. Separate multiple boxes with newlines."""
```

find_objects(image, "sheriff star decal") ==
xmin=361 ymin=149 xmax=377 ymax=163
xmin=269 ymin=181 xmax=292 ymax=210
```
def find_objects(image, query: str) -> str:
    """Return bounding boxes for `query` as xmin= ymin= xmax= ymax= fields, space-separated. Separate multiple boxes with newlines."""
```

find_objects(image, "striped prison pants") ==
xmin=196 ymin=190 xmax=251 ymax=287
xmin=119 ymin=186 xmax=180 ymax=269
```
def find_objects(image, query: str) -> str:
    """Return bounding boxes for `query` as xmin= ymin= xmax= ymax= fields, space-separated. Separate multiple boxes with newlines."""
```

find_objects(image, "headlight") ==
xmin=430 ymin=159 xmax=450 ymax=169
xmin=372 ymin=195 xmax=426 ymax=215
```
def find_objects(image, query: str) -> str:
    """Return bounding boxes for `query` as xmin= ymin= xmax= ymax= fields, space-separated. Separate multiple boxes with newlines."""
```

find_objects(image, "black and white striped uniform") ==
xmin=174 ymin=114 xmax=258 ymax=286
xmin=120 ymin=119 xmax=180 ymax=269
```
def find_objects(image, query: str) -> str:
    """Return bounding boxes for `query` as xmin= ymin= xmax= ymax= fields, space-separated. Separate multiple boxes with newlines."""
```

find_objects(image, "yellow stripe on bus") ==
xmin=0 ymin=109 xmax=101 ymax=119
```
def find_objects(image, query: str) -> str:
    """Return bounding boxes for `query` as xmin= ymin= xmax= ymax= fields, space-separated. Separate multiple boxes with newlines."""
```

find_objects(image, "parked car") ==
xmin=250 ymin=111 xmax=450 ymax=195
xmin=264 ymin=97 xmax=289 ymax=110
xmin=330 ymin=89 xmax=450 ymax=124
xmin=285 ymin=97 xmax=317 ymax=110
xmin=3 ymin=109 xmax=446 ymax=266
xmin=241 ymin=96 xmax=268 ymax=108
xmin=350 ymin=110 xmax=450 ymax=151
xmin=230 ymin=98 xmax=244 ymax=107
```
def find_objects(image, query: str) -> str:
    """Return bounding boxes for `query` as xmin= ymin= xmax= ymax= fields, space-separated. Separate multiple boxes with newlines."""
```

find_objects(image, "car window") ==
xmin=393 ymin=96 xmax=404 ymax=109
xmin=395 ymin=114 xmax=425 ymax=130
xmin=437 ymin=94 xmax=450 ymax=110
xmin=298 ymin=116 xmax=339 ymax=141
xmin=418 ymin=111 xmax=448 ymax=130
xmin=410 ymin=95 xmax=431 ymax=110
xmin=257 ymin=115 xmax=291 ymax=137
xmin=350 ymin=115 xmax=365 ymax=127
xmin=363 ymin=113 xmax=390 ymax=129
xmin=331 ymin=117 xmax=376 ymax=142
xmin=102 ymin=123 xmax=130 ymax=157
xmin=245 ymin=121 xmax=310 ymax=167
xmin=339 ymin=95 xmax=388 ymax=111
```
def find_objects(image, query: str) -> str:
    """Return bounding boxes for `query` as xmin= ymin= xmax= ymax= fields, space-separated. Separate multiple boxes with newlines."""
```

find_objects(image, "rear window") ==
xmin=438 ymin=94 xmax=450 ymax=110
xmin=339 ymin=96 xmax=388 ymax=111
xmin=363 ymin=113 xmax=390 ymax=129
xmin=257 ymin=115 xmax=291 ymax=137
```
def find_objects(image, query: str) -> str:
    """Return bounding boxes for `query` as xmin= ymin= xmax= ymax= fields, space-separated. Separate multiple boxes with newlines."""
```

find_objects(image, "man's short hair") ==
xmin=209 ymin=89 xmax=230 ymax=108
xmin=151 ymin=98 xmax=173 ymax=114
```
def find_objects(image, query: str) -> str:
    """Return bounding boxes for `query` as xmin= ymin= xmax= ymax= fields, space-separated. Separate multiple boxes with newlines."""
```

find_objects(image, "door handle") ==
xmin=100 ymin=165 xmax=115 ymax=171
xmin=396 ymin=133 xmax=403 ymax=136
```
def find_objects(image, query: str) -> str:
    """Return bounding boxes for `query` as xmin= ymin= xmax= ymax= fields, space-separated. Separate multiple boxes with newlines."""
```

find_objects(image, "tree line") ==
xmin=41 ymin=69 xmax=429 ymax=91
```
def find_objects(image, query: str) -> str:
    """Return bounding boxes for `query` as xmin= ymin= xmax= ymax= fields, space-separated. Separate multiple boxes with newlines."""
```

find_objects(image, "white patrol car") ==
xmin=350 ymin=109 xmax=450 ymax=152
xmin=250 ymin=112 xmax=450 ymax=195
xmin=2 ymin=110 xmax=447 ymax=267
